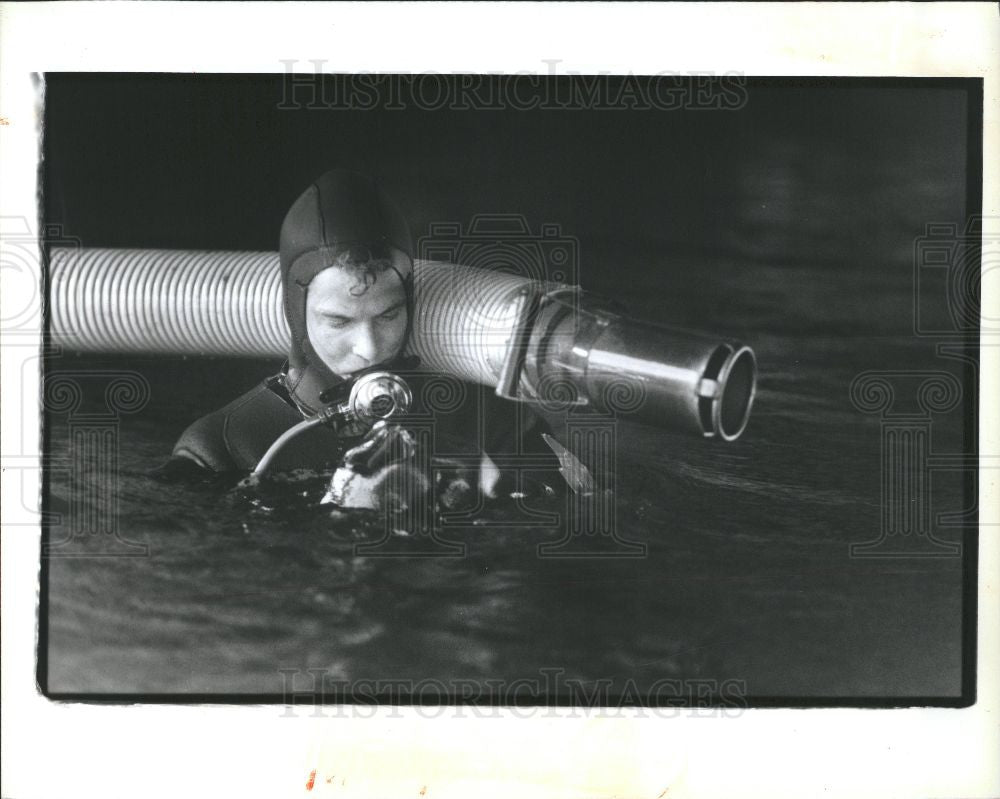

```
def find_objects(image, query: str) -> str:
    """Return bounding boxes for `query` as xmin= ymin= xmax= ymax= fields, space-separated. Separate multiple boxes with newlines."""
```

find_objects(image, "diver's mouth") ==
xmin=333 ymin=359 xmax=377 ymax=381
xmin=337 ymin=351 xmax=414 ymax=382
xmin=337 ymin=363 xmax=381 ymax=382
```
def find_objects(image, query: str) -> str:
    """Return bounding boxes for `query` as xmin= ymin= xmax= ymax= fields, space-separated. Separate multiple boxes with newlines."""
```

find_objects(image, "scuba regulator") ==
xmin=316 ymin=369 xmax=413 ymax=429
xmin=253 ymin=368 xmax=413 ymax=476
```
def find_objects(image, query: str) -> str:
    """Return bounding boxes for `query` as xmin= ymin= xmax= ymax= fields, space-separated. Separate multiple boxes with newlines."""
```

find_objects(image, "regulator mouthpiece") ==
xmin=345 ymin=371 xmax=413 ymax=426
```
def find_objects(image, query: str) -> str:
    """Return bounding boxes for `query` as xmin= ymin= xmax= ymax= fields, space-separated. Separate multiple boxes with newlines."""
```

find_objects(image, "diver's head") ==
xmin=280 ymin=169 xmax=414 ymax=407
xmin=304 ymin=246 xmax=408 ymax=379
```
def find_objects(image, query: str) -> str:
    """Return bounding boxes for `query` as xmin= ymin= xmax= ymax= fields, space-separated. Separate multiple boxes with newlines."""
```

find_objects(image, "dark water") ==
xmin=42 ymin=79 xmax=975 ymax=700
xmin=43 ymin=252 xmax=970 ymax=700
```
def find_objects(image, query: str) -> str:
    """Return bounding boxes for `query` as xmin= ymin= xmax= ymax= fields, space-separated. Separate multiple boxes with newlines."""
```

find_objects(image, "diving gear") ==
xmin=516 ymin=287 xmax=757 ymax=441
xmin=57 ymin=243 xmax=756 ymax=440
xmin=253 ymin=371 xmax=413 ymax=476
xmin=321 ymin=369 xmax=413 ymax=428
xmin=321 ymin=423 xmax=427 ymax=510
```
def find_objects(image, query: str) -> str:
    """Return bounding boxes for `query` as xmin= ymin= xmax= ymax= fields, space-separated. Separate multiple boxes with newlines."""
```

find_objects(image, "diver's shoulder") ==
xmin=172 ymin=381 xmax=296 ymax=472
xmin=172 ymin=408 xmax=233 ymax=471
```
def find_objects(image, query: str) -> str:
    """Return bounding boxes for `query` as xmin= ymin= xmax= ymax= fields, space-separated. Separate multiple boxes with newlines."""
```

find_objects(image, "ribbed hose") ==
xmin=49 ymin=248 xmax=288 ymax=357
xmin=48 ymin=247 xmax=531 ymax=387
xmin=48 ymin=247 xmax=758 ymax=439
xmin=408 ymin=261 xmax=531 ymax=385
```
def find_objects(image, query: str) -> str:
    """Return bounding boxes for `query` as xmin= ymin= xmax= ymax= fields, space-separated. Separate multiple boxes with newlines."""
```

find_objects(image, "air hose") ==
xmin=48 ymin=247 xmax=756 ymax=440
xmin=252 ymin=417 xmax=323 ymax=476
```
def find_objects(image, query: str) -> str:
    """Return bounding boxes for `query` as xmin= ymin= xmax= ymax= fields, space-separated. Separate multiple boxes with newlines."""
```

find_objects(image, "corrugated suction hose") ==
xmin=47 ymin=247 xmax=756 ymax=439
xmin=48 ymin=247 xmax=530 ymax=384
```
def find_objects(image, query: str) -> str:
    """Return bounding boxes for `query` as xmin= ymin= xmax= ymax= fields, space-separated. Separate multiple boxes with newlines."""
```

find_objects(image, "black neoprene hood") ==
xmin=279 ymin=169 xmax=414 ymax=404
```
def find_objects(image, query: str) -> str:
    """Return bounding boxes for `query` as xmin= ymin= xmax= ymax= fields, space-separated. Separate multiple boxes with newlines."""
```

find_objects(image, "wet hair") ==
xmin=331 ymin=245 xmax=394 ymax=296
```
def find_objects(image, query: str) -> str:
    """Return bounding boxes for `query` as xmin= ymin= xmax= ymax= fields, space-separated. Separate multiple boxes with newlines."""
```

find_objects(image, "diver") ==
xmin=161 ymin=168 xmax=561 ymax=509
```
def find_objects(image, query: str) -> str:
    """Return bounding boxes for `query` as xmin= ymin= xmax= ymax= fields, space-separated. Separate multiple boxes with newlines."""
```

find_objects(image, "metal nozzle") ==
xmin=515 ymin=290 xmax=757 ymax=440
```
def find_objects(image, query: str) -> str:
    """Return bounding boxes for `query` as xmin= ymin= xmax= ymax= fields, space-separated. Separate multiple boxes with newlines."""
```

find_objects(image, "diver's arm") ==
xmin=153 ymin=452 xmax=222 ymax=481
xmin=166 ymin=411 xmax=239 ymax=473
xmin=151 ymin=412 xmax=244 ymax=484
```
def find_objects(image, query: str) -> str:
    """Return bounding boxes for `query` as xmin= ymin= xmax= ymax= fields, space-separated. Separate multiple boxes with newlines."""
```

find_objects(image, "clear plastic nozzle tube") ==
xmin=519 ymin=290 xmax=757 ymax=440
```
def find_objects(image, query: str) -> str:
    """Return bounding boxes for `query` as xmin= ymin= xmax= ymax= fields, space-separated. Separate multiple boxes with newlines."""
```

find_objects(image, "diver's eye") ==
xmin=325 ymin=317 xmax=351 ymax=329
xmin=378 ymin=309 xmax=402 ymax=322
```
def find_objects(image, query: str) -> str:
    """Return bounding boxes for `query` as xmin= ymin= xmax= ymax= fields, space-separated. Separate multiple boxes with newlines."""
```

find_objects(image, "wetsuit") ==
xmin=169 ymin=365 xmax=553 ymax=476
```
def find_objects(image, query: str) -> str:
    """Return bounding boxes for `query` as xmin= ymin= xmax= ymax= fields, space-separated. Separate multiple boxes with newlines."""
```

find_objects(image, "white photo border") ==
xmin=1 ymin=3 xmax=997 ymax=797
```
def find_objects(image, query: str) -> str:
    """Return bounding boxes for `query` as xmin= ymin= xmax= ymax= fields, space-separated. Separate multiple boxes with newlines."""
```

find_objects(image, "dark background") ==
xmin=45 ymin=75 xmax=969 ymax=272
xmin=41 ymin=75 xmax=979 ymax=701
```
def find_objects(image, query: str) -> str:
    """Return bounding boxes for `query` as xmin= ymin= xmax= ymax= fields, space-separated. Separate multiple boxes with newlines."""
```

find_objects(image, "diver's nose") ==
xmin=351 ymin=320 xmax=378 ymax=363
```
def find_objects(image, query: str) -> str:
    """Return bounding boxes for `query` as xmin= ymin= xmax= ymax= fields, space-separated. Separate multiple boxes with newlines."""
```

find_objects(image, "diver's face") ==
xmin=305 ymin=266 xmax=408 ymax=378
